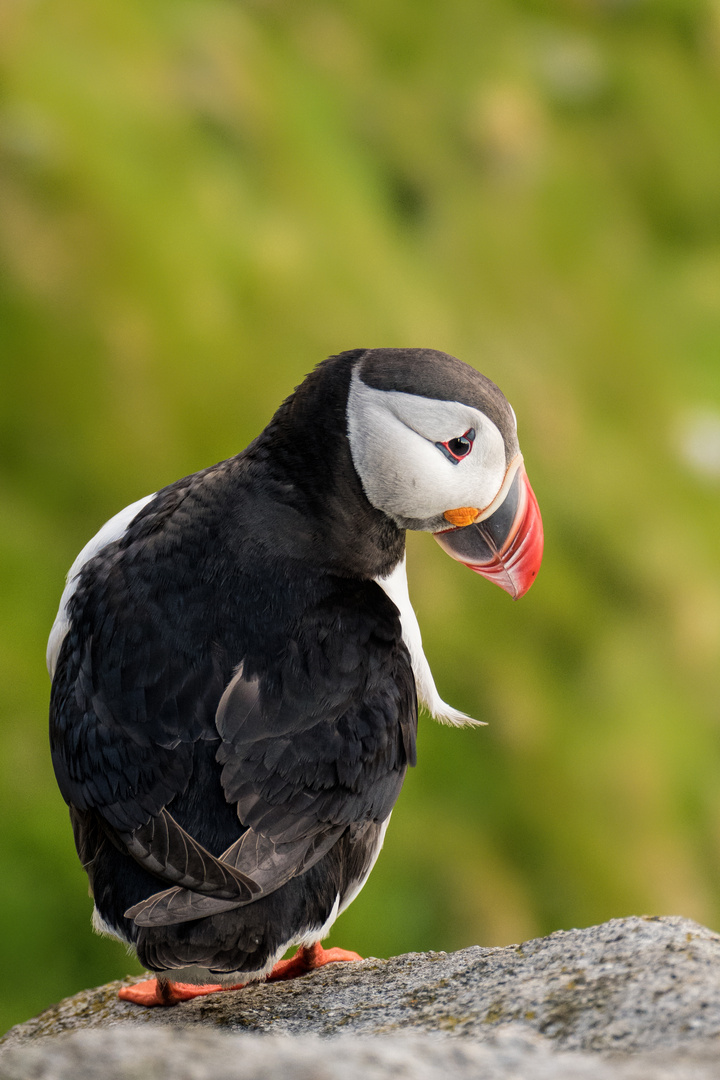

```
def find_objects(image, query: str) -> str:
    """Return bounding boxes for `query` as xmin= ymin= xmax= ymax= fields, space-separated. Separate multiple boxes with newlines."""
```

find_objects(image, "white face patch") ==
xmin=346 ymin=371 xmax=507 ymax=530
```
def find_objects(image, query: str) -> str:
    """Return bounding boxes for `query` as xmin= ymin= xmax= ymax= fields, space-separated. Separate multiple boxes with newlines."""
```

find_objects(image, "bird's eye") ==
xmin=436 ymin=428 xmax=476 ymax=465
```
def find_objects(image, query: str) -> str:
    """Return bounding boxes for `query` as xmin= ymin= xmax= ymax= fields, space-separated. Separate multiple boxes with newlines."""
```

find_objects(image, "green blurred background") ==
xmin=2 ymin=0 xmax=720 ymax=1035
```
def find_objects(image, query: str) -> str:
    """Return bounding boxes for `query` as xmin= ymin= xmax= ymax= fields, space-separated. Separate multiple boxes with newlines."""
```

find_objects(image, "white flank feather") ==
xmin=47 ymin=493 xmax=156 ymax=677
xmin=375 ymin=557 xmax=483 ymax=727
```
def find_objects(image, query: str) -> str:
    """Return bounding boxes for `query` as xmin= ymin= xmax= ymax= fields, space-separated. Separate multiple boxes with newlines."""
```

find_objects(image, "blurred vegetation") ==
xmin=2 ymin=0 xmax=720 ymax=1035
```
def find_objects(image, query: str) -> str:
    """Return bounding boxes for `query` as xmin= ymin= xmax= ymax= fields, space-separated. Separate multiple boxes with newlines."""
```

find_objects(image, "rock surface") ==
xmin=2 ymin=916 xmax=720 ymax=1078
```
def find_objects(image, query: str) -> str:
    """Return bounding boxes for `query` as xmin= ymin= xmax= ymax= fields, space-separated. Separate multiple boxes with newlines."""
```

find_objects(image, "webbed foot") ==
xmin=266 ymin=941 xmax=362 ymax=982
xmin=118 ymin=977 xmax=245 ymax=1006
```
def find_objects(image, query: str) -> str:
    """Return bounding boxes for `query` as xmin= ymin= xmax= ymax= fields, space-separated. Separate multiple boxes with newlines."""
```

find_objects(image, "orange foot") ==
xmin=117 ymin=942 xmax=362 ymax=1006
xmin=118 ymin=977 xmax=245 ymax=1007
xmin=266 ymin=941 xmax=363 ymax=982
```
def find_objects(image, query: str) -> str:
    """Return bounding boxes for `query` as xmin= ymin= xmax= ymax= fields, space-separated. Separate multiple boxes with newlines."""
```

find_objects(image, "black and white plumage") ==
xmin=48 ymin=348 xmax=542 ymax=1001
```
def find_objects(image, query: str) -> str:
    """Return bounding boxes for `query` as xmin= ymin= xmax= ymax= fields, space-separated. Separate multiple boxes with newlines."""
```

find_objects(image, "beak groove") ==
xmin=433 ymin=465 xmax=543 ymax=599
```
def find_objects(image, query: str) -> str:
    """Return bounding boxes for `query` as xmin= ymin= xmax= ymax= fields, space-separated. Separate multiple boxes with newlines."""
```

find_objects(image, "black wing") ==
xmin=127 ymin=579 xmax=417 ymax=926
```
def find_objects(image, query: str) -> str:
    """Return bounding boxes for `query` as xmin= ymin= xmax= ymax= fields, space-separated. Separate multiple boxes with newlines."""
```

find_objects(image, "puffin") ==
xmin=48 ymin=347 xmax=543 ymax=1007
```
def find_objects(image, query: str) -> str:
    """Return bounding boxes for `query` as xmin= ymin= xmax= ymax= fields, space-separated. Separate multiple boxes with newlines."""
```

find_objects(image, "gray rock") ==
xmin=1 ymin=1027 xmax=720 ymax=1080
xmin=2 ymin=916 xmax=720 ymax=1079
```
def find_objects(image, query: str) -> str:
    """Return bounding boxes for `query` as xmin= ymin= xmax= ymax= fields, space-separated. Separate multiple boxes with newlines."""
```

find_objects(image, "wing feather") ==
xmin=126 ymin=825 xmax=343 ymax=925
xmin=120 ymin=809 xmax=259 ymax=900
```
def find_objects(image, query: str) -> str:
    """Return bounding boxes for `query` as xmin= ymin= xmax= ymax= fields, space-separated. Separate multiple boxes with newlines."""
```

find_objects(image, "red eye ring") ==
xmin=436 ymin=428 xmax=476 ymax=465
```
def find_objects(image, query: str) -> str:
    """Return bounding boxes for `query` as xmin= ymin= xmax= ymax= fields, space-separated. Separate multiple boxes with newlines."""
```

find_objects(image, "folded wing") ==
xmin=127 ymin=580 xmax=417 ymax=926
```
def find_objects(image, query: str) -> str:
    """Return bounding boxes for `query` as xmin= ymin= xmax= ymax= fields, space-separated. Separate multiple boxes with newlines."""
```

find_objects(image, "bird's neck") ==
xmin=243 ymin=351 xmax=405 ymax=580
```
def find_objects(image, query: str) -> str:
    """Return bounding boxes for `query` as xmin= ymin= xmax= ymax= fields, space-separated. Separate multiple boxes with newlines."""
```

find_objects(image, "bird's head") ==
xmin=346 ymin=347 xmax=543 ymax=599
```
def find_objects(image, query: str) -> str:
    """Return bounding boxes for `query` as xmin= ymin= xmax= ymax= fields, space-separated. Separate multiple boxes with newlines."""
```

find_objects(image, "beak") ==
xmin=433 ymin=464 xmax=543 ymax=599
